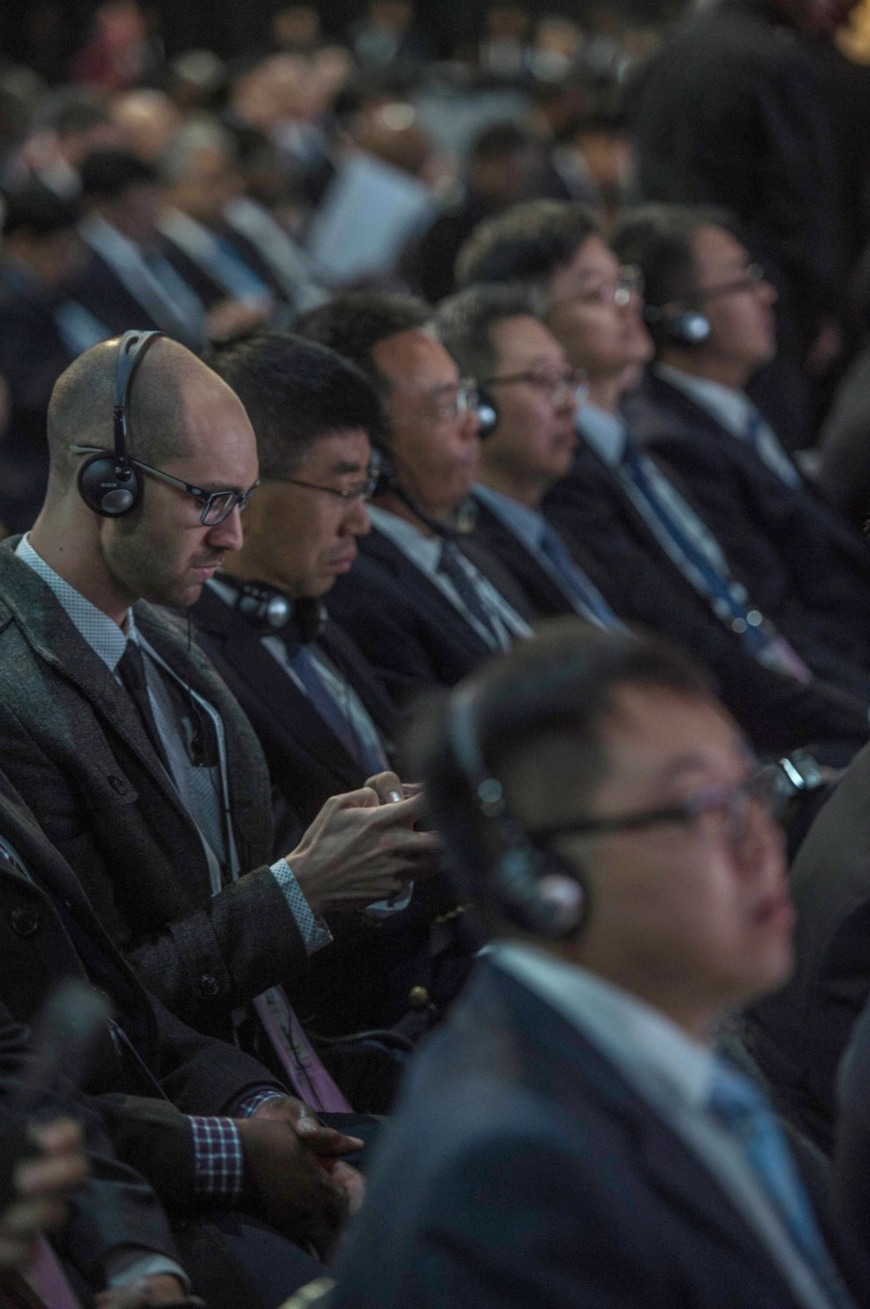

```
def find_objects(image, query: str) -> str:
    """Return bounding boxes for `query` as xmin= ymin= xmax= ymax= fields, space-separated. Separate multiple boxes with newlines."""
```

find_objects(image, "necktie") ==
xmin=745 ymin=410 xmax=766 ymax=453
xmin=116 ymin=642 xmax=171 ymax=774
xmin=620 ymin=442 xmax=810 ymax=679
xmin=708 ymin=1063 xmax=855 ymax=1308
xmin=437 ymin=541 xmax=499 ymax=645
xmin=538 ymin=522 xmax=621 ymax=629
xmin=286 ymin=642 xmax=386 ymax=774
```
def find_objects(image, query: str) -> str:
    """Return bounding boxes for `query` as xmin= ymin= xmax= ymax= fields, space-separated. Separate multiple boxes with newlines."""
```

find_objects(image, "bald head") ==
xmin=46 ymin=336 xmax=213 ymax=496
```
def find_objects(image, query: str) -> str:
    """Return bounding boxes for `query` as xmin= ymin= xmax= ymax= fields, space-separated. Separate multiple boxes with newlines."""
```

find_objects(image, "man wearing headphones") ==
xmin=328 ymin=620 xmax=870 ymax=1307
xmin=614 ymin=203 xmax=870 ymax=682
xmin=189 ymin=332 xmax=466 ymax=1043
xmin=294 ymin=293 xmax=535 ymax=703
xmin=456 ymin=199 xmax=870 ymax=759
xmin=0 ymin=331 xmax=439 ymax=1068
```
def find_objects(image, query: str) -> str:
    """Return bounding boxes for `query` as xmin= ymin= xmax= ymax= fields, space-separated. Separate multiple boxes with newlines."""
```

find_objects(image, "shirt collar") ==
xmin=655 ymin=363 xmax=755 ymax=440
xmin=577 ymin=403 xmax=628 ymax=467
xmin=15 ymin=534 xmax=133 ymax=673
xmin=489 ymin=940 xmax=716 ymax=1111
xmin=474 ymin=483 xmax=548 ymax=553
xmin=366 ymin=504 xmax=443 ymax=573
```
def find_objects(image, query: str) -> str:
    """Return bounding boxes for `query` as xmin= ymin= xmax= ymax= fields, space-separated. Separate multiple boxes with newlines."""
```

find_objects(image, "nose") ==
xmin=458 ymin=405 xmax=481 ymax=442
xmin=207 ymin=504 xmax=245 ymax=551
xmin=344 ymin=498 xmax=371 ymax=536
xmin=758 ymin=278 xmax=777 ymax=307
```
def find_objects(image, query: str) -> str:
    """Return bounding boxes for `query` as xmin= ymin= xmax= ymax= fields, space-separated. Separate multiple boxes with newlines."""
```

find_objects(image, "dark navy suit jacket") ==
xmin=331 ymin=959 xmax=870 ymax=1307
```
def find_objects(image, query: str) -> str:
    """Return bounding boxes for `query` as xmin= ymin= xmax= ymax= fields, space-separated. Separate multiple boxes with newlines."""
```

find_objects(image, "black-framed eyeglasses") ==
xmin=71 ymin=445 xmax=259 ymax=526
xmin=696 ymin=263 xmax=766 ymax=303
xmin=269 ymin=467 xmax=379 ymax=503
xmin=479 ymin=367 xmax=588 ymax=406
xmin=529 ymin=764 xmax=782 ymax=851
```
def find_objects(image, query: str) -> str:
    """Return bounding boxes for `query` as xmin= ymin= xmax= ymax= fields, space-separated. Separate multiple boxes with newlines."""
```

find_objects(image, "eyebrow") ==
xmin=328 ymin=459 xmax=366 ymax=475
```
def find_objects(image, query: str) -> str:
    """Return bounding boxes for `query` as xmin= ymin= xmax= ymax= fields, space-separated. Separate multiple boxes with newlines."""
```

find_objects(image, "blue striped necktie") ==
xmin=538 ymin=522 xmax=621 ymax=629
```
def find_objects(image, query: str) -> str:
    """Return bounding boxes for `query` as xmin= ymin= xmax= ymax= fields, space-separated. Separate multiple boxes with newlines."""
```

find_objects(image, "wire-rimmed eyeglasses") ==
xmin=71 ymin=445 xmax=259 ymax=526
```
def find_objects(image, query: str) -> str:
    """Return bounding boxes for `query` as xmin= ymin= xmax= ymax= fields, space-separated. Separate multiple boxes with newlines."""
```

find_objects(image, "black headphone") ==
xmin=446 ymin=676 xmax=588 ymax=940
xmin=216 ymin=572 xmax=326 ymax=645
xmin=643 ymin=304 xmax=711 ymax=348
xmin=77 ymin=329 xmax=165 ymax=517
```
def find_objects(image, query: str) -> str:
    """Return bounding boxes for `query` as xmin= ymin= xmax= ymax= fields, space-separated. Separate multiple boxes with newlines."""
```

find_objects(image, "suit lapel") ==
xmin=470 ymin=500 xmax=577 ymax=616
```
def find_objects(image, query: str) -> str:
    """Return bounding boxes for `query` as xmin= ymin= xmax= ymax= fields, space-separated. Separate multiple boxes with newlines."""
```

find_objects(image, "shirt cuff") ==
xmin=188 ymin=1116 xmax=245 ymax=1199
xmin=235 ymin=1088 xmax=288 ymax=1118
xmin=106 ymin=1250 xmax=190 ymax=1291
xmin=270 ymin=859 xmax=332 ymax=953
xmin=365 ymin=881 xmax=414 ymax=918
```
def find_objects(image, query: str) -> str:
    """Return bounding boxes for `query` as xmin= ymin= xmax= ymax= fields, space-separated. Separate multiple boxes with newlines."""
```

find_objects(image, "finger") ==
xmin=28 ymin=1119 xmax=83 ymax=1155
xmin=326 ymin=1160 xmax=366 ymax=1215
xmin=15 ymin=1151 xmax=89 ymax=1198
xmin=297 ymin=1123 xmax=365 ymax=1156
xmin=369 ymin=790 xmax=427 ymax=826
xmin=363 ymin=771 xmax=404 ymax=803
xmin=329 ymin=785 xmax=381 ymax=811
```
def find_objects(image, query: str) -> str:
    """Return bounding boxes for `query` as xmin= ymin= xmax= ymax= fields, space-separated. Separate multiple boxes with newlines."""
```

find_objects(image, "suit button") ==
xmin=199 ymin=973 xmax=220 ymax=997
xmin=10 ymin=906 xmax=40 ymax=937
xmin=108 ymin=775 xmax=128 ymax=794
xmin=408 ymin=986 xmax=430 ymax=1010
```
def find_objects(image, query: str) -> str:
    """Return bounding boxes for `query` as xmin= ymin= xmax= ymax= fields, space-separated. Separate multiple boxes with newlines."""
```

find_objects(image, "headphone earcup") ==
xmin=493 ymin=842 xmax=589 ymax=940
xmin=666 ymin=310 xmax=711 ymax=347
xmin=476 ymin=387 xmax=499 ymax=439
xmin=77 ymin=454 xmax=141 ymax=518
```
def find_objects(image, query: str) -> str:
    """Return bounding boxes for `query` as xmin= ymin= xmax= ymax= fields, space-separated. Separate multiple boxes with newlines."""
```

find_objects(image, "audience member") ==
xmin=0 ymin=770 xmax=364 ymax=1305
xmin=457 ymin=199 xmax=870 ymax=757
xmin=72 ymin=149 xmax=207 ymax=350
xmin=295 ymin=292 xmax=534 ymax=701
xmin=0 ymin=186 xmax=103 ymax=534
xmin=436 ymin=282 xmax=620 ymax=627
xmin=615 ymin=203 xmax=870 ymax=680
xmin=192 ymin=332 xmax=464 ymax=1037
xmin=0 ymin=334 xmax=438 ymax=1059
xmin=329 ymin=621 xmax=870 ymax=1306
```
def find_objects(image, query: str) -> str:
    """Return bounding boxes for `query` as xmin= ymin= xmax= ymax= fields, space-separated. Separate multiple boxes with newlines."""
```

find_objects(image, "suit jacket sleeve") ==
xmin=0 ymin=1008 xmax=181 ymax=1286
xmin=0 ymin=698 xmax=309 ymax=1028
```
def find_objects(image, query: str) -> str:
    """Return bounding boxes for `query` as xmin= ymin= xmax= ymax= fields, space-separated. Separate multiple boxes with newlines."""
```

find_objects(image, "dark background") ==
xmin=1 ymin=0 xmax=667 ymax=79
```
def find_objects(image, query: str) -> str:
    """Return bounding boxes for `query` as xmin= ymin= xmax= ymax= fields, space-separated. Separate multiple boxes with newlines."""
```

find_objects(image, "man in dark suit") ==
xmin=614 ymin=203 xmax=870 ymax=678
xmin=0 ymin=333 xmax=438 ymax=1058
xmin=0 ymin=764 xmax=368 ymax=1305
xmin=456 ymin=199 xmax=870 ymax=759
xmin=330 ymin=620 xmax=870 ymax=1306
xmin=294 ymin=293 xmax=534 ymax=703
xmin=435 ymin=281 xmax=623 ymax=628
xmin=191 ymin=332 xmax=461 ymax=1037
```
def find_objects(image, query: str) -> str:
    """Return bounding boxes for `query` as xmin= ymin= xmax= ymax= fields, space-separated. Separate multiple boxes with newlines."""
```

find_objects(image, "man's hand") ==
xmin=0 ymin=1119 xmax=88 ymax=1271
xmin=251 ymin=1100 xmax=366 ymax=1220
xmin=236 ymin=1118 xmax=352 ymax=1258
xmin=96 ymin=1273 xmax=187 ymax=1307
xmin=251 ymin=1097 xmax=364 ymax=1158
xmin=285 ymin=785 xmax=441 ymax=916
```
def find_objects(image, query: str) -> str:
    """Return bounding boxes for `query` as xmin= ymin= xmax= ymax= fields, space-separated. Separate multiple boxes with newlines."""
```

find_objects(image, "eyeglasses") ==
xmin=270 ymin=467 xmax=379 ymax=503
xmin=529 ymin=764 xmax=782 ymax=853
xmin=71 ymin=446 xmax=259 ymax=526
xmin=479 ymin=366 xmax=588 ymax=406
xmin=551 ymin=265 xmax=644 ymax=310
xmin=414 ymin=378 xmax=479 ymax=423
xmin=696 ymin=263 xmax=766 ymax=303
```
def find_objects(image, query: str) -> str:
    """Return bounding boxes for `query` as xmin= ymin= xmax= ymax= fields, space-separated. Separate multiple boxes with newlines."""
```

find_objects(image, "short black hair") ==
xmin=80 ymin=149 xmax=157 ymax=200
xmin=208 ymin=331 xmax=389 ymax=477
xmin=612 ymin=202 xmax=739 ymax=345
xmin=435 ymin=282 xmax=543 ymax=381
xmin=414 ymin=620 xmax=714 ymax=918
xmin=2 ymin=184 xmax=81 ymax=239
xmin=469 ymin=121 xmax=534 ymax=164
xmin=455 ymin=200 xmax=601 ymax=290
xmin=293 ymin=291 xmax=431 ymax=398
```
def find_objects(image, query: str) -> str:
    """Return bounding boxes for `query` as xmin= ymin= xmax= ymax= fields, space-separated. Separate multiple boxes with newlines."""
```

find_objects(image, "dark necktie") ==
xmin=437 ymin=540 xmax=499 ymax=644
xmin=285 ymin=641 xmax=386 ymax=774
xmin=538 ymin=523 xmax=621 ymax=629
xmin=116 ymin=642 xmax=171 ymax=774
